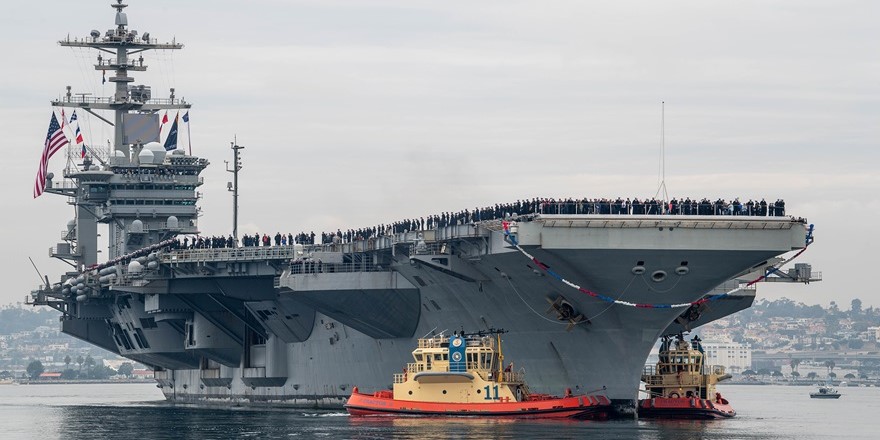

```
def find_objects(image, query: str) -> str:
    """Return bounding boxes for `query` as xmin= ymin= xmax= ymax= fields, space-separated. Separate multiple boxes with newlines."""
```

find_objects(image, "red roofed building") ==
xmin=39 ymin=372 xmax=62 ymax=380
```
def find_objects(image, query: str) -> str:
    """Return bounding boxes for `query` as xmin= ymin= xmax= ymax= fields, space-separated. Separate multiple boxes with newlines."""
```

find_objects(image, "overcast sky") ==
xmin=1 ymin=1 xmax=877 ymax=309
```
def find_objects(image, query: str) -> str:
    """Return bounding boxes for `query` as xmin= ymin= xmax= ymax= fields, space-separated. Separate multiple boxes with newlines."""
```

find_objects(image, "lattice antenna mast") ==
xmin=654 ymin=101 xmax=669 ymax=202
xmin=226 ymin=138 xmax=244 ymax=243
xmin=53 ymin=0 xmax=190 ymax=160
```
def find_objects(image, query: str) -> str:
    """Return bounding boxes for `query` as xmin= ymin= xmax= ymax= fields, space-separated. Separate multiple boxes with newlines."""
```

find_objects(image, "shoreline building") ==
xmin=703 ymin=338 xmax=752 ymax=373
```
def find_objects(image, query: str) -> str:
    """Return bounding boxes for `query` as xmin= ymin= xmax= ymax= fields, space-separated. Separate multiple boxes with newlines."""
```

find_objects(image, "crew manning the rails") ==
xmin=173 ymin=196 xmax=787 ymax=250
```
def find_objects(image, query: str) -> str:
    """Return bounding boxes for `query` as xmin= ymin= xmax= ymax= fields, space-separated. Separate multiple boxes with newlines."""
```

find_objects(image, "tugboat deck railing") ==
xmin=396 ymin=361 xmax=523 ymax=384
xmin=642 ymin=364 xmax=725 ymax=386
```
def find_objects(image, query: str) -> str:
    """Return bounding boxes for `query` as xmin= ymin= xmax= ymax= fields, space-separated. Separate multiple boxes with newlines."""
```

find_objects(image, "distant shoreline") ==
xmin=11 ymin=379 xmax=155 ymax=385
xmin=725 ymin=380 xmax=877 ymax=387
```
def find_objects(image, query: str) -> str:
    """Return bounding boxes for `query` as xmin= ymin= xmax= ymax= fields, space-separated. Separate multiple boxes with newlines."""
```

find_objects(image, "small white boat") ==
xmin=810 ymin=386 xmax=840 ymax=399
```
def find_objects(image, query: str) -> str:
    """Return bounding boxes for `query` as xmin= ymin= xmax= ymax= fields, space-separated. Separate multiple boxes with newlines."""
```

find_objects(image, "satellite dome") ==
xmin=144 ymin=142 xmax=166 ymax=164
xmin=166 ymin=216 xmax=179 ymax=229
xmin=137 ymin=148 xmax=154 ymax=164
xmin=109 ymin=149 xmax=129 ymax=166
xmin=127 ymin=260 xmax=143 ymax=274
xmin=129 ymin=219 xmax=144 ymax=233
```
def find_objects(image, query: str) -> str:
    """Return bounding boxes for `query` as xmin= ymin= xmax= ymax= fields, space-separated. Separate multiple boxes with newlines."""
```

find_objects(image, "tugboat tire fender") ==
xmin=669 ymin=392 xmax=680 ymax=398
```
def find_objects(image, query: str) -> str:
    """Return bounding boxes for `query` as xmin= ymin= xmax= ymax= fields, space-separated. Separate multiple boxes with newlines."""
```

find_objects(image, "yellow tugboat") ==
xmin=346 ymin=329 xmax=611 ymax=418
xmin=639 ymin=334 xmax=736 ymax=419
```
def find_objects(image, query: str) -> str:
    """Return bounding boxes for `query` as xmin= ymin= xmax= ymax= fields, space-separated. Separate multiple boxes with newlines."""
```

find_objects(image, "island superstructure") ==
xmin=30 ymin=1 xmax=819 ymax=417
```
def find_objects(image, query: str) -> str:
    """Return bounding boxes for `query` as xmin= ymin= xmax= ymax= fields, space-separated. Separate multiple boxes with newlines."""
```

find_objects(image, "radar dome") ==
xmin=127 ymin=260 xmax=143 ymax=274
xmin=167 ymin=216 xmax=179 ymax=229
xmin=129 ymin=219 xmax=144 ymax=233
xmin=144 ymin=142 xmax=166 ymax=164
xmin=109 ymin=150 xmax=129 ymax=166
xmin=137 ymin=148 xmax=154 ymax=164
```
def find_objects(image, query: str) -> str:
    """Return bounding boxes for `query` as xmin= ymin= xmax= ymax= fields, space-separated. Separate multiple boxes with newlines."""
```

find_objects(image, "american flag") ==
xmin=33 ymin=112 xmax=69 ymax=198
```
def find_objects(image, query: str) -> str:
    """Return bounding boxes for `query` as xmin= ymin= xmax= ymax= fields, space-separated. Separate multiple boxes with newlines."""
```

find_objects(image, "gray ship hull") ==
xmin=29 ymin=3 xmax=814 ymax=419
xmin=84 ymin=215 xmax=806 ymax=416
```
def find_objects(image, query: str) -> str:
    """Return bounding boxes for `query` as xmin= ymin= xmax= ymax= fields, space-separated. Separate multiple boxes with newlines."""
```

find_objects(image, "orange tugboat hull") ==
xmin=346 ymin=389 xmax=611 ymax=419
xmin=638 ymin=397 xmax=736 ymax=419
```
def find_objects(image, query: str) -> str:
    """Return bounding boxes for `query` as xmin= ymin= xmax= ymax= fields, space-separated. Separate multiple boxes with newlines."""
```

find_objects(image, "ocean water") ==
xmin=0 ymin=383 xmax=875 ymax=439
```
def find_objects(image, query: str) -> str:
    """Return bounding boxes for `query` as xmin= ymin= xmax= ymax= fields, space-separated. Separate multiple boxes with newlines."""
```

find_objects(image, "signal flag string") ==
xmin=501 ymin=221 xmax=814 ymax=309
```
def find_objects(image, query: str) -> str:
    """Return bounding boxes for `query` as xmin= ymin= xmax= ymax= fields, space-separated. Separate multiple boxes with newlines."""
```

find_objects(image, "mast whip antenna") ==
xmin=226 ymin=137 xmax=244 ymax=243
xmin=654 ymin=101 xmax=669 ymax=203
xmin=28 ymin=257 xmax=48 ymax=289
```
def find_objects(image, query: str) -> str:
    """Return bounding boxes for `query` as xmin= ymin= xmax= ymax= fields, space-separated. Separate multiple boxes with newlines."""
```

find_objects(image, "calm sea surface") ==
xmin=0 ymin=383 xmax=876 ymax=439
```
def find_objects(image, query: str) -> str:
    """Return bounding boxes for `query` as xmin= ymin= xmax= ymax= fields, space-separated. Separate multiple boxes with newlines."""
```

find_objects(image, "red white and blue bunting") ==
xmin=501 ymin=221 xmax=813 ymax=309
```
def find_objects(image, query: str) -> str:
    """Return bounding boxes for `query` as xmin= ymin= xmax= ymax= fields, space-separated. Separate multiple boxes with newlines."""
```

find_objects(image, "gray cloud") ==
xmin=1 ymin=0 xmax=877 ymax=308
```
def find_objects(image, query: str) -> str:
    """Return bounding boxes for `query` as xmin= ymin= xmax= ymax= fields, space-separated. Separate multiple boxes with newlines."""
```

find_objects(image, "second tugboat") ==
xmin=639 ymin=334 xmax=736 ymax=419
xmin=346 ymin=330 xmax=611 ymax=418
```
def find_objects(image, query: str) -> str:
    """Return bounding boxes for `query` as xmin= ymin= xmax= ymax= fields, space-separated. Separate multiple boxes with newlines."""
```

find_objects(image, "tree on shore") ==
xmin=118 ymin=362 xmax=134 ymax=377
xmin=64 ymin=355 xmax=71 ymax=370
xmin=851 ymin=298 xmax=862 ymax=315
xmin=84 ymin=355 xmax=95 ymax=370
xmin=825 ymin=360 xmax=836 ymax=375
xmin=90 ymin=365 xmax=115 ymax=380
xmin=26 ymin=360 xmax=44 ymax=379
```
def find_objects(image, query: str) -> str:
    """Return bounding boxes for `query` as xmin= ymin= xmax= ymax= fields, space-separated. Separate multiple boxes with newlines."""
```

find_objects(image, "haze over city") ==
xmin=1 ymin=0 xmax=877 ymax=308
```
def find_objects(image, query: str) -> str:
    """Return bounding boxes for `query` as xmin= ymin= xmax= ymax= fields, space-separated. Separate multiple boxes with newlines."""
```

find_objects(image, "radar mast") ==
xmin=54 ymin=0 xmax=190 ymax=159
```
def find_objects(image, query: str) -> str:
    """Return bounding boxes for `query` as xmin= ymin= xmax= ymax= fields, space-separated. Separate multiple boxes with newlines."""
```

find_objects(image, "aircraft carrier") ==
xmin=30 ymin=2 xmax=819 ymax=417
